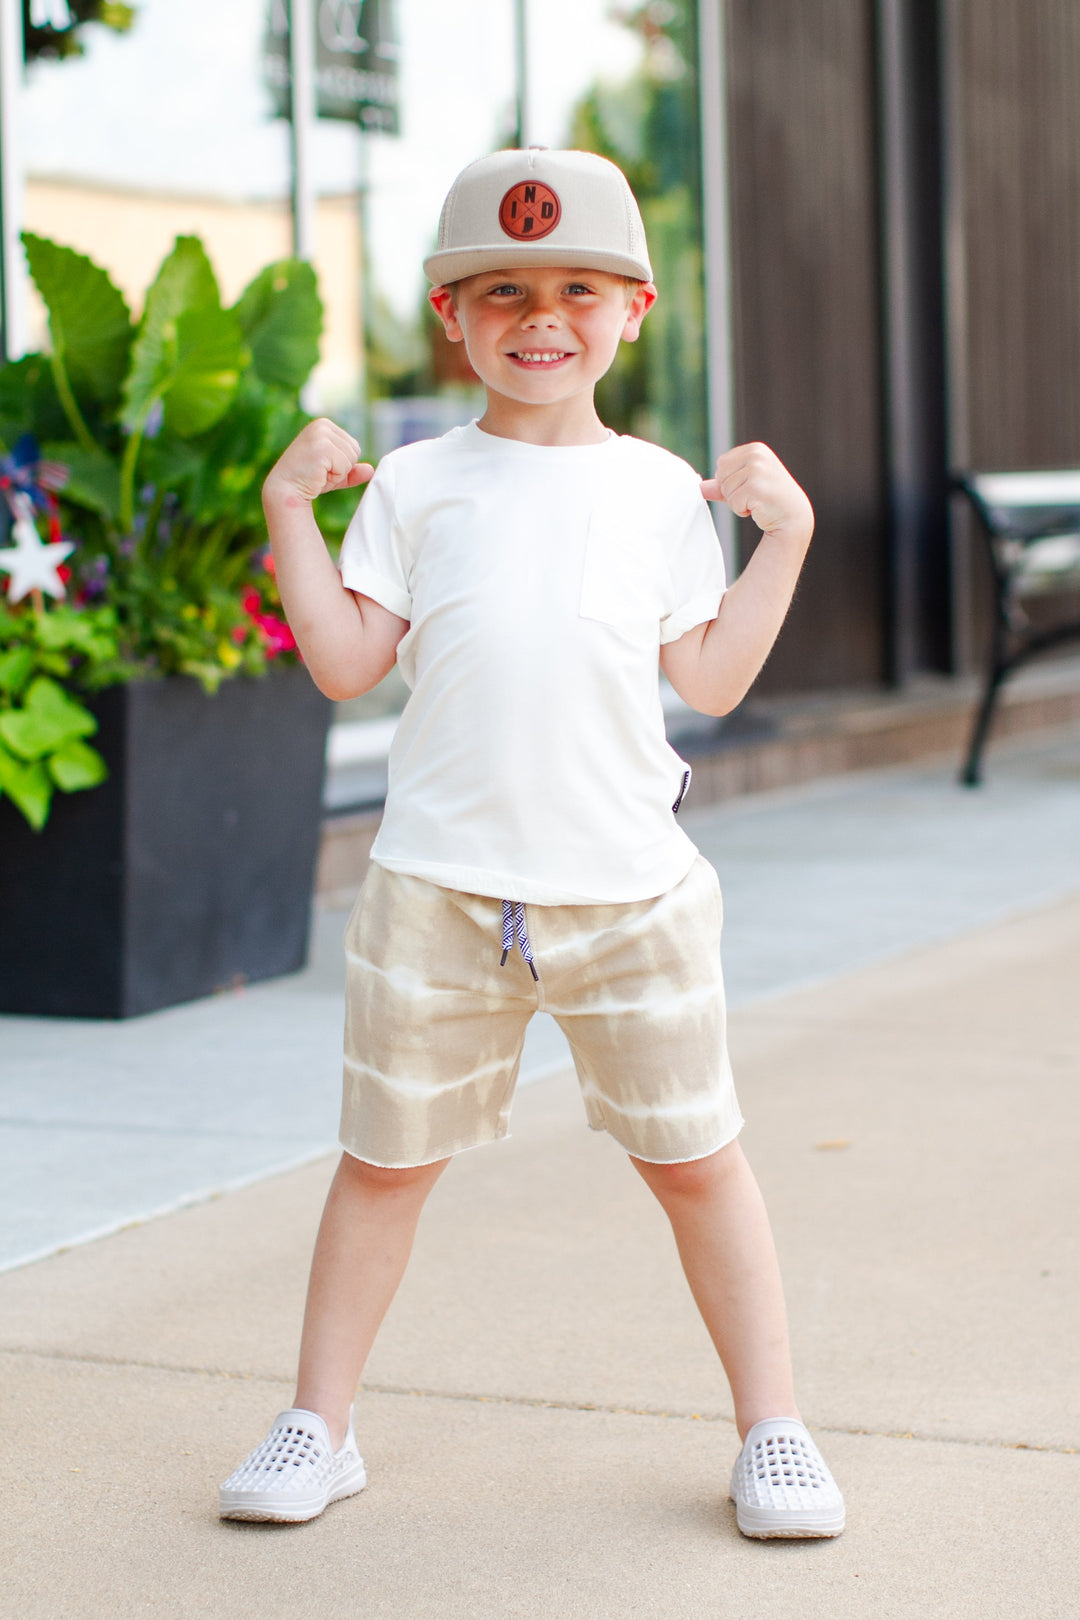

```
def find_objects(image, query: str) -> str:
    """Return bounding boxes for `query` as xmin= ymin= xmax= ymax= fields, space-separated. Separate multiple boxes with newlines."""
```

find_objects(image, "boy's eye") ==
xmin=489 ymin=283 xmax=522 ymax=297
xmin=565 ymin=283 xmax=593 ymax=295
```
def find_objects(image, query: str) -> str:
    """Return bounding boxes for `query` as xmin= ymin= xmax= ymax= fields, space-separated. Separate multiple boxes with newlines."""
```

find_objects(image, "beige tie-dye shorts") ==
xmin=340 ymin=854 xmax=743 ymax=1168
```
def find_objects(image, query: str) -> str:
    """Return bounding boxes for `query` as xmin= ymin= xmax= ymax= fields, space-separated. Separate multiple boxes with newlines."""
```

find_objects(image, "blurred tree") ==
xmin=366 ymin=284 xmax=479 ymax=403
xmin=568 ymin=1 xmax=707 ymax=470
xmin=23 ymin=0 xmax=136 ymax=64
xmin=364 ymin=291 xmax=430 ymax=401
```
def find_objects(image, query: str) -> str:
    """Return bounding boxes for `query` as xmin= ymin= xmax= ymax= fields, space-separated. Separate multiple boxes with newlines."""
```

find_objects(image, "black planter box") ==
xmin=0 ymin=667 xmax=331 ymax=1018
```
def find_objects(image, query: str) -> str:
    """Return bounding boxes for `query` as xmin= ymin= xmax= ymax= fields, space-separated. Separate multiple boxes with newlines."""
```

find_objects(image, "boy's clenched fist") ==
xmin=263 ymin=418 xmax=375 ymax=509
xmin=702 ymin=442 xmax=814 ymax=542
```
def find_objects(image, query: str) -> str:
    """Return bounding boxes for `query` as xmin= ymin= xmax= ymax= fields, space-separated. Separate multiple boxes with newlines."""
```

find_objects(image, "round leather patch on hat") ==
xmin=499 ymin=181 xmax=561 ymax=241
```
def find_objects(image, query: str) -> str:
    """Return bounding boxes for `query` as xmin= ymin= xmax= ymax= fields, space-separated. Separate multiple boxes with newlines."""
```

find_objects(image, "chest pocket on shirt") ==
xmin=579 ymin=510 xmax=667 ymax=629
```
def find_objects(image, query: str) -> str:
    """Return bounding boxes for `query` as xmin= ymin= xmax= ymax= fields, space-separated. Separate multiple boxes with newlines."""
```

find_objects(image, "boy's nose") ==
xmin=520 ymin=299 xmax=560 ymax=328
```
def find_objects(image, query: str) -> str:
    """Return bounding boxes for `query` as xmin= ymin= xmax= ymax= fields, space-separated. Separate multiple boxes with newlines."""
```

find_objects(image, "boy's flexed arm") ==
xmin=262 ymin=419 xmax=409 ymax=701
xmin=661 ymin=442 xmax=814 ymax=717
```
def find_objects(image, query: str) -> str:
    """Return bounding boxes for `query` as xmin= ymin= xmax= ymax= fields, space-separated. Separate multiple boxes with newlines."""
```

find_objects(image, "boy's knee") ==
xmin=337 ymin=1151 xmax=448 ymax=1197
xmin=631 ymin=1139 xmax=743 ymax=1201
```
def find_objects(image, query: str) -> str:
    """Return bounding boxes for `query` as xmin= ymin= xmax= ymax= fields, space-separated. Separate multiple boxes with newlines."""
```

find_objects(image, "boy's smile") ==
xmin=510 ymin=348 xmax=569 ymax=367
xmin=430 ymin=267 xmax=655 ymax=445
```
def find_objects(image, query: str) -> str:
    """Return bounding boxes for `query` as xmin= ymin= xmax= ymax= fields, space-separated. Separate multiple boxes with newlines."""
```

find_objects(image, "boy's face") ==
xmin=429 ymin=268 xmax=656 ymax=414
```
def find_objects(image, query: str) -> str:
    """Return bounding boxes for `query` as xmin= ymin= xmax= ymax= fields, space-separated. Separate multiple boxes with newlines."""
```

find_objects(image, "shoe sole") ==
xmin=219 ymin=1461 xmax=367 ymax=1523
xmin=734 ymin=1502 xmax=845 ymax=1539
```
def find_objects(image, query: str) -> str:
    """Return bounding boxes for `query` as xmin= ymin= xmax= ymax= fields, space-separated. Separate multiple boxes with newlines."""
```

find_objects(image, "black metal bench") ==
xmin=954 ymin=471 xmax=1080 ymax=784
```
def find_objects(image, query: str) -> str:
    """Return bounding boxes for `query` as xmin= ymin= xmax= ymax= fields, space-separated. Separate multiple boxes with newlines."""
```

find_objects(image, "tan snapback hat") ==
xmin=423 ymin=148 xmax=653 ymax=285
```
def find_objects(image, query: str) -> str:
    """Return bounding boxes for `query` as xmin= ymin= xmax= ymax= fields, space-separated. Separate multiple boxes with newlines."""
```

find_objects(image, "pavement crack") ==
xmin=0 ymin=1346 xmax=1075 ymax=1455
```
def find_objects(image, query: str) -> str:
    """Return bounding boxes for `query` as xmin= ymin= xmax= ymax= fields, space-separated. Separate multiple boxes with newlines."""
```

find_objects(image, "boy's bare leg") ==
xmin=293 ymin=1151 xmax=450 ymax=1448
xmin=629 ymin=1139 xmax=799 ymax=1438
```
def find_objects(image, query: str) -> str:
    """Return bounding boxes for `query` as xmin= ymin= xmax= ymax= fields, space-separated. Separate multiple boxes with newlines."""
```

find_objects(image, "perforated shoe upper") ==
xmin=221 ymin=1411 xmax=340 ymax=1496
xmin=219 ymin=1408 xmax=366 ymax=1521
xmin=730 ymin=1418 xmax=845 ymax=1537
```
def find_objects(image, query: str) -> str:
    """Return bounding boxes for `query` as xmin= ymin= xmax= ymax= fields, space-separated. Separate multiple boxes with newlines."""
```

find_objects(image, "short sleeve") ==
xmin=337 ymin=458 xmax=412 ymax=620
xmin=659 ymin=487 xmax=727 ymax=644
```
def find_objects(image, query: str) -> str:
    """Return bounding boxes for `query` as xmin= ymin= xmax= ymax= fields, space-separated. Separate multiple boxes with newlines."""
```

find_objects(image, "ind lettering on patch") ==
xmin=498 ymin=181 xmax=562 ymax=241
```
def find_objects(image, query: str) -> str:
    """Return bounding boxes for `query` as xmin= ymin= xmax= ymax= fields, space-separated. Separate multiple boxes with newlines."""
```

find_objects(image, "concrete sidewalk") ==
xmin=3 ymin=882 xmax=1078 ymax=1616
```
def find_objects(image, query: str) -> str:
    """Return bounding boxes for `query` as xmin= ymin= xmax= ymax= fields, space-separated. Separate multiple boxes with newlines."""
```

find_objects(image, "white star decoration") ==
xmin=0 ymin=492 xmax=73 ymax=602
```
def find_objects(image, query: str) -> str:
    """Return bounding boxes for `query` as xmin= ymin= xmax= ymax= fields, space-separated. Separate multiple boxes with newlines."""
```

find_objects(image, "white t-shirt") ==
xmin=338 ymin=420 xmax=725 ymax=904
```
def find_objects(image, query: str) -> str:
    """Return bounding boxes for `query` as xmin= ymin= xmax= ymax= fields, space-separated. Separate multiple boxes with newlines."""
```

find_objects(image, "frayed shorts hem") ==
xmin=339 ymin=1109 xmax=745 ymax=1173
xmin=597 ymin=1111 xmax=745 ymax=1166
xmin=339 ymin=1125 xmax=512 ymax=1172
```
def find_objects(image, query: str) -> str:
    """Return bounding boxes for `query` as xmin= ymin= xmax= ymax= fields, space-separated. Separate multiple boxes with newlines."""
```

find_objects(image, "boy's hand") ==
xmin=260 ymin=418 xmax=401 ymax=703
xmin=701 ymin=442 xmax=813 ymax=541
xmin=263 ymin=418 xmax=374 ymax=508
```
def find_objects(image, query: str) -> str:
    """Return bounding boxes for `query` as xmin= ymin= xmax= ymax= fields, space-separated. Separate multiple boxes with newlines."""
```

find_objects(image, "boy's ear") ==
xmin=429 ymin=285 xmax=464 ymax=342
xmin=622 ymin=281 xmax=658 ymax=344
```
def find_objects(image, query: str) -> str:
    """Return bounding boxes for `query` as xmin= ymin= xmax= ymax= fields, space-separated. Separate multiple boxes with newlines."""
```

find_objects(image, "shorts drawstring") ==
xmin=500 ymin=899 xmax=539 ymax=980
xmin=495 ymin=770 xmax=689 ymax=981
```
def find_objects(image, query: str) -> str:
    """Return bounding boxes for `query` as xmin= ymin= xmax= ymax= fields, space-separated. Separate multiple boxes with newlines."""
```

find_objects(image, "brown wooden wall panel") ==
xmin=726 ymin=0 xmax=887 ymax=691
xmin=958 ymin=0 xmax=1080 ymax=468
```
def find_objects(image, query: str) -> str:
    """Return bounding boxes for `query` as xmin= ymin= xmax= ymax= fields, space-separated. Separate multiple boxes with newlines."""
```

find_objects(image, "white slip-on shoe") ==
xmin=729 ymin=1417 xmax=845 ymax=1539
xmin=219 ymin=1408 xmax=367 ymax=1523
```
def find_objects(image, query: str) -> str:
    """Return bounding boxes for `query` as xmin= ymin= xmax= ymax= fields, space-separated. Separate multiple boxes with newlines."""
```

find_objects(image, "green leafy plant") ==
xmin=0 ymin=600 xmax=117 ymax=828
xmin=23 ymin=1 xmax=137 ymax=65
xmin=0 ymin=233 xmax=352 ymax=829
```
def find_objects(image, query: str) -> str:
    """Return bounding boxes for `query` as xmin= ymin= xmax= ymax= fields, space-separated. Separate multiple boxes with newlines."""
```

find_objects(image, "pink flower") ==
xmin=253 ymin=612 xmax=296 ymax=658
xmin=241 ymin=588 xmax=261 ymax=615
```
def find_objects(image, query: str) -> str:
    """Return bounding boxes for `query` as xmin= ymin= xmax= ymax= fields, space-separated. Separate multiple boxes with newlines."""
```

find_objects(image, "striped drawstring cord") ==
xmin=500 ymin=900 xmax=539 ymax=981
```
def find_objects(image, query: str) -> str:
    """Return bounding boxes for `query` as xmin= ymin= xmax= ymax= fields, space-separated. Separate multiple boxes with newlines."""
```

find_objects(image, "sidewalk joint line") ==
xmin=1 ymin=1347 xmax=1075 ymax=1455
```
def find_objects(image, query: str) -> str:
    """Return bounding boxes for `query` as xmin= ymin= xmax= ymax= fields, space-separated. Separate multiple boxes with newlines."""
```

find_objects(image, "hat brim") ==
xmin=423 ymin=243 xmax=654 ymax=286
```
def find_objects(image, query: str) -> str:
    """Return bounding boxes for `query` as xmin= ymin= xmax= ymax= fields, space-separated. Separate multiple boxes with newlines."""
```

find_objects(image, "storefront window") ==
xmin=15 ymin=0 xmax=364 ymax=409
xmin=15 ymin=1 xmax=705 ymax=468
xmin=535 ymin=0 xmax=707 ymax=472
xmin=360 ymin=0 xmax=707 ymax=472
xmin=10 ymin=2 xmax=708 ymax=779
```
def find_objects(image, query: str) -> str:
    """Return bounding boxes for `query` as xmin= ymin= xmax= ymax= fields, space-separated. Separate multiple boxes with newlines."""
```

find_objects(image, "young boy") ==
xmin=219 ymin=148 xmax=844 ymax=1540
